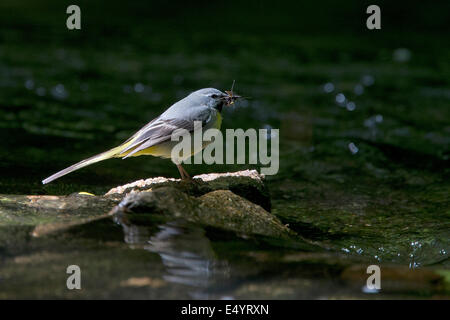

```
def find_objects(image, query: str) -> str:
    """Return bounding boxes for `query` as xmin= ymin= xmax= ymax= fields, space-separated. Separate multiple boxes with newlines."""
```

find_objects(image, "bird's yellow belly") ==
xmin=126 ymin=142 xmax=173 ymax=158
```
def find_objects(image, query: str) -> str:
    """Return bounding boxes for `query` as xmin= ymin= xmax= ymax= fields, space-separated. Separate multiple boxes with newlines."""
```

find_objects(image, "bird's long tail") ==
xmin=42 ymin=146 xmax=123 ymax=184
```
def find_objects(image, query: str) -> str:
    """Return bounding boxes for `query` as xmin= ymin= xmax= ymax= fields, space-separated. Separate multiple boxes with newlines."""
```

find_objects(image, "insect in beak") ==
xmin=223 ymin=80 xmax=242 ymax=105
xmin=224 ymin=92 xmax=241 ymax=105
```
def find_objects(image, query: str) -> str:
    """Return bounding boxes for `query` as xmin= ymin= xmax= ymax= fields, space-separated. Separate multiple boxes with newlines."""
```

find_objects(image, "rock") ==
xmin=0 ymin=193 xmax=117 ymax=226
xmin=117 ymin=187 xmax=198 ymax=216
xmin=198 ymin=191 xmax=289 ymax=239
xmin=108 ymin=170 xmax=302 ymax=239
xmin=106 ymin=169 xmax=271 ymax=211
xmin=0 ymin=193 xmax=118 ymax=237
xmin=0 ymin=171 xmax=284 ymax=239
xmin=113 ymin=186 xmax=294 ymax=239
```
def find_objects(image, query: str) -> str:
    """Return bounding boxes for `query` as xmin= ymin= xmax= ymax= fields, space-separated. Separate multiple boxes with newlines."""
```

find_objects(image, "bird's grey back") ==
xmin=160 ymin=88 xmax=222 ymax=120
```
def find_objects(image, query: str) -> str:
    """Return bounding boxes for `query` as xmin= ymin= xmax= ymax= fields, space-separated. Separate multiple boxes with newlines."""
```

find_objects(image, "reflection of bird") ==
xmin=42 ymin=88 xmax=240 ymax=184
xmin=118 ymin=218 xmax=231 ymax=298
xmin=145 ymin=222 xmax=216 ymax=289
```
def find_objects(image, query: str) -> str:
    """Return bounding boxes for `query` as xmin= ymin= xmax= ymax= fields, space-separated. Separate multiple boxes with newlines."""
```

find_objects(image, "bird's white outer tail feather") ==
xmin=42 ymin=147 xmax=120 ymax=184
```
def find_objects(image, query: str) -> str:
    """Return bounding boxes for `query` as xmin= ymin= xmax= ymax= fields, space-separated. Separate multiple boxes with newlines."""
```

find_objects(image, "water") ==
xmin=0 ymin=0 xmax=449 ymax=298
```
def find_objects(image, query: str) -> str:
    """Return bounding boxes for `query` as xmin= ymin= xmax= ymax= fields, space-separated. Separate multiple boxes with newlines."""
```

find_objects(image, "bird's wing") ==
xmin=120 ymin=107 xmax=212 ymax=158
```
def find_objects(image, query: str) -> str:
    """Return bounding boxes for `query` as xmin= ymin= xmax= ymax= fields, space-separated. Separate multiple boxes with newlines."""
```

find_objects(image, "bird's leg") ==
xmin=176 ymin=164 xmax=186 ymax=179
xmin=181 ymin=165 xmax=191 ymax=180
xmin=176 ymin=164 xmax=191 ymax=180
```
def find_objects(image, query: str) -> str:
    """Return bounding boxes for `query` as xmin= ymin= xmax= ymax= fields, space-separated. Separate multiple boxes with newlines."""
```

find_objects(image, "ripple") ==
xmin=51 ymin=84 xmax=68 ymax=100
xmin=348 ymin=142 xmax=359 ymax=154
xmin=346 ymin=101 xmax=356 ymax=111
xmin=335 ymin=93 xmax=346 ymax=105
xmin=323 ymin=82 xmax=334 ymax=93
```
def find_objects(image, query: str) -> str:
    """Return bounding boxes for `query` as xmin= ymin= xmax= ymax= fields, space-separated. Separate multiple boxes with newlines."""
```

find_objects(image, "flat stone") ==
xmin=106 ymin=170 xmax=271 ymax=211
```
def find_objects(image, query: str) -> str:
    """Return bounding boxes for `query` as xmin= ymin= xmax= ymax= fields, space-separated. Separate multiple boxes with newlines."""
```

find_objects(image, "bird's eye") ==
xmin=211 ymin=94 xmax=218 ymax=99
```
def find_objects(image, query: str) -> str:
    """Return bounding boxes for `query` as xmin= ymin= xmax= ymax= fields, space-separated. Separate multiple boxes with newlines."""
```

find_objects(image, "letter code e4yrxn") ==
xmin=225 ymin=305 xmax=269 ymax=315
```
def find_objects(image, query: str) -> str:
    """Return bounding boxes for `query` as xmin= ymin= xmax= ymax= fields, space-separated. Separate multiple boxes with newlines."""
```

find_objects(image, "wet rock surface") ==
xmin=109 ymin=170 xmax=300 ymax=241
xmin=0 ymin=193 xmax=118 ymax=236
xmin=0 ymin=170 xmax=282 ymax=238
xmin=115 ymin=187 xmax=293 ymax=240
xmin=106 ymin=169 xmax=271 ymax=212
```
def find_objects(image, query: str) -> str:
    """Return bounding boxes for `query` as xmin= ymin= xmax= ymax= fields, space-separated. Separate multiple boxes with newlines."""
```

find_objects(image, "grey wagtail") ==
xmin=42 ymin=88 xmax=241 ymax=184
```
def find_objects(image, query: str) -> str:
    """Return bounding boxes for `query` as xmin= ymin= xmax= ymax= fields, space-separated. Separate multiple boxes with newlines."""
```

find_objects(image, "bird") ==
xmin=42 ymin=88 xmax=241 ymax=184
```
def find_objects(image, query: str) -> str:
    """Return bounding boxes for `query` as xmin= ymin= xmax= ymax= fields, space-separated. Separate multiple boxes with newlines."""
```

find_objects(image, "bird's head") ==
xmin=191 ymin=88 xmax=242 ymax=112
